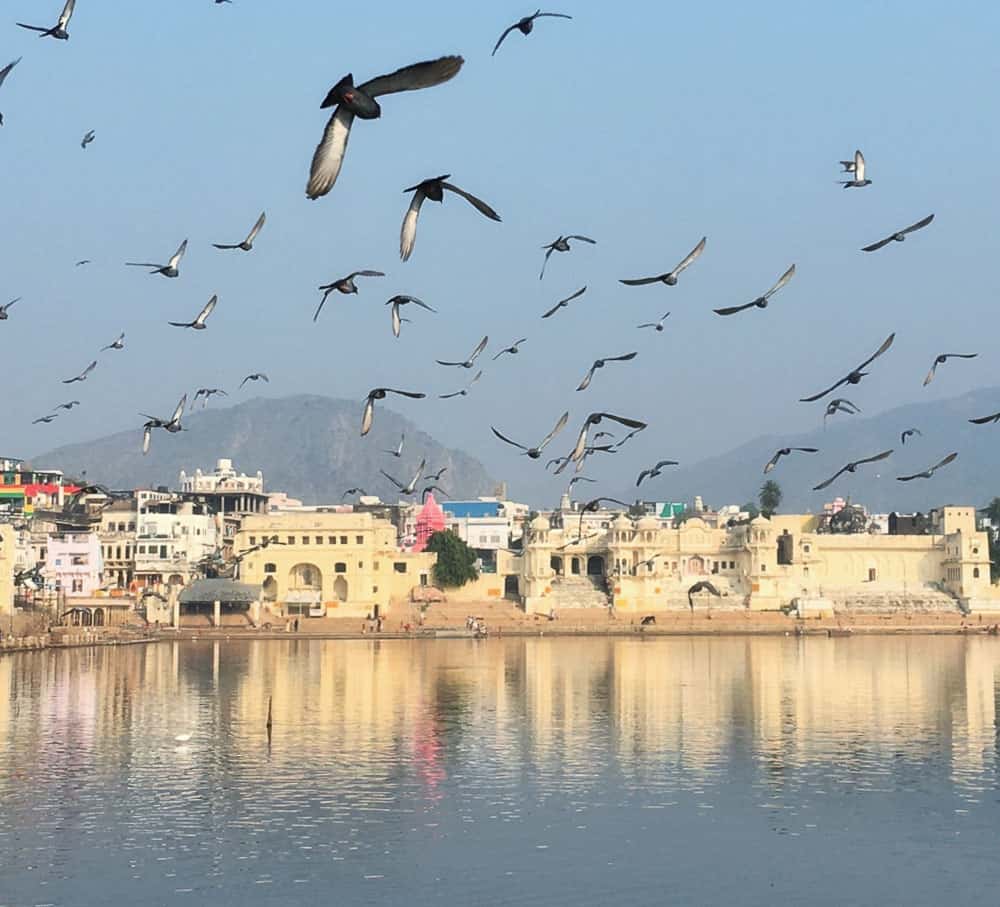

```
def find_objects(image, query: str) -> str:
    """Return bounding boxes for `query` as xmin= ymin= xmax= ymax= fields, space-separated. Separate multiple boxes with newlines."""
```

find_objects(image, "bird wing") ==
xmin=861 ymin=235 xmax=894 ymax=253
xmin=539 ymin=244 xmax=556 ymax=280
xmin=171 ymin=395 xmax=187 ymax=423
xmin=441 ymin=182 xmax=501 ymax=222
xmin=895 ymin=472 xmax=921 ymax=482
xmin=400 ymin=190 xmax=426 ymax=262
xmin=492 ymin=23 xmax=520 ymax=55
xmin=410 ymin=297 xmax=436 ymax=311
xmin=714 ymin=301 xmax=757 ymax=316
xmin=943 ymin=352 xmax=978 ymax=360
xmin=81 ymin=360 xmax=97 ymax=378
xmin=543 ymin=285 xmax=586 ymax=316
xmin=855 ymin=449 xmax=894 ymax=467
xmin=535 ymin=12 xmax=573 ymax=19
xmin=212 ymin=242 xmax=240 ymax=250
xmin=142 ymin=426 xmax=151 ymax=455
xmin=565 ymin=234 xmax=595 ymax=244
xmin=537 ymin=411 xmax=569 ymax=450
xmin=854 ymin=149 xmax=865 ymax=181
xmin=380 ymin=470 xmax=405 ymax=491
xmin=576 ymin=366 xmax=596 ymax=392
xmin=764 ymin=264 xmax=796 ymax=299
xmin=923 ymin=360 xmax=939 ymax=386
xmin=196 ymin=295 xmax=218 ymax=324
xmin=929 ymin=451 xmax=958 ymax=474
xmin=491 ymin=427 xmax=527 ymax=450
xmin=636 ymin=469 xmax=652 ymax=487
xmin=469 ymin=335 xmax=489 ymax=362
xmin=857 ymin=332 xmax=895 ymax=371
xmin=349 ymin=270 xmax=385 ymax=279
xmin=672 ymin=236 xmax=707 ymax=275
xmin=763 ymin=451 xmax=782 ymax=474
xmin=436 ymin=359 xmax=464 ymax=367
xmin=792 ymin=447 xmax=820 ymax=453
xmin=125 ymin=262 xmax=164 ymax=269
xmin=900 ymin=213 xmax=935 ymax=236
xmin=385 ymin=388 xmax=425 ymax=399
xmin=407 ymin=459 xmax=427 ymax=491
xmin=245 ymin=211 xmax=266 ymax=244
xmin=439 ymin=391 xmax=463 ymax=399
xmin=812 ymin=465 xmax=849 ymax=491
xmin=969 ymin=412 xmax=1000 ymax=425
xmin=606 ymin=352 xmax=638 ymax=363
xmin=15 ymin=24 xmax=50 ymax=33
xmin=59 ymin=0 xmax=76 ymax=27
xmin=360 ymin=56 xmax=464 ymax=97
xmin=307 ymin=106 xmax=355 ymax=199
xmin=0 ymin=57 xmax=21 ymax=88
xmin=167 ymin=320 xmax=193 ymax=328
xmin=799 ymin=376 xmax=849 ymax=403
xmin=167 ymin=239 xmax=188 ymax=269
xmin=654 ymin=459 xmax=679 ymax=469
xmin=620 ymin=274 xmax=667 ymax=286
xmin=598 ymin=413 xmax=646 ymax=431
xmin=313 ymin=292 xmax=330 ymax=323
xmin=391 ymin=302 xmax=401 ymax=338
xmin=361 ymin=398 xmax=375 ymax=436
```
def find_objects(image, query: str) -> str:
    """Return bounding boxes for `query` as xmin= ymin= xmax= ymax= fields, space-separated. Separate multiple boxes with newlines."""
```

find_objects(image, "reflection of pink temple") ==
xmin=413 ymin=494 xmax=446 ymax=552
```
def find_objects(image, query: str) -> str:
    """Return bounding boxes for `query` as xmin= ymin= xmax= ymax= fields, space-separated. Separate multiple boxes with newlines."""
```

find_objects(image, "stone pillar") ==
xmin=170 ymin=586 xmax=180 ymax=628
xmin=213 ymin=599 xmax=221 ymax=628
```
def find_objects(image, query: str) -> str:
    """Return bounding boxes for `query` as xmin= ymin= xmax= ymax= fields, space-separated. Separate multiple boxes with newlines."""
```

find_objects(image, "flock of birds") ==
xmin=6 ymin=2 xmax=998 ymax=516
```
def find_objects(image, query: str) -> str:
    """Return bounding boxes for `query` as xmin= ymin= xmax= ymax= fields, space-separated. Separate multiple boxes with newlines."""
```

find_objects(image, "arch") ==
xmin=504 ymin=575 xmax=519 ymax=600
xmin=289 ymin=562 xmax=322 ymax=590
xmin=685 ymin=556 xmax=706 ymax=576
xmin=334 ymin=576 xmax=348 ymax=602
xmin=586 ymin=555 xmax=605 ymax=577
xmin=92 ymin=608 xmax=105 ymax=627
xmin=168 ymin=574 xmax=184 ymax=587
xmin=550 ymin=555 xmax=563 ymax=575
xmin=571 ymin=557 xmax=581 ymax=576
xmin=80 ymin=609 xmax=93 ymax=627
xmin=262 ymin=576 xmax=277 ymax=602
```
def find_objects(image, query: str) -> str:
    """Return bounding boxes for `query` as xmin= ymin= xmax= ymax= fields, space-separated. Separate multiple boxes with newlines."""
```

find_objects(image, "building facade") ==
xmin=0 ymin=523 xmax=13 ymax=618
xmin=44 ymin=532 xmax=103 ymax=597
xmin=134 ymin=500 xmax=218 ymax=589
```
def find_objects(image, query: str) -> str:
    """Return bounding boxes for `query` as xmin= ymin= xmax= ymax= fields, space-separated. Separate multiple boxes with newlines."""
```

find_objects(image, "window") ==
xmin=287 ymin=536 xmax=295 ymax=545
xmin=373 ymin=586 xmax=379 ymax=594
xmin=973 ymin=547 xmax=979 ymax=555
xmin=315 ymin=536 xmax=323 ymax=546
xmin=71 ymin=579 xmax=83 ymax=593
xmin=974 ymin=567 xmax=981 ymax=579
xmin=328 ymin=536 xmax=337 ymax=545
xmin=803 ymin=544 xmax=811 ymax=554
xmin=373 ymin=561 xmax=380 ymax=571
xmin=868 ymin=568 xmax=877 ymax=582
xmin=340 ymin=536 xmax=348 ymax=545
xmin=302 ymin=536 xmax=310 ymax=544
xmin=249 ymin=536 xmax=257 ymax=546
xmin=138 ymin=547 xmax=145 ymax=555
xmin=160 ymin=545 xmax=167 ymax=559
xmin=264 ymin=563 xmax=276 ymax=574
xmin=71 ymin=554 xmax=88 ymax=566
xmin=358 ymin=561 xmax=364 ymax=569
xmin=356 ymin=535 xmax=363 ymax=545
xmin=760 ymin=564 xmax=766 ymax=573
xmin=335 ymin=562 xmax=347 ymax=574
xmin=394 ymin=562 xmax=407 ymax=574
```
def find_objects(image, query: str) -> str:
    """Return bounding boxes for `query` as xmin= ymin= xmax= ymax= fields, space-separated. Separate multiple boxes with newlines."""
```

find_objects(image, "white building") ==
xmin=134 ymin=499 xmax=218 ymax=589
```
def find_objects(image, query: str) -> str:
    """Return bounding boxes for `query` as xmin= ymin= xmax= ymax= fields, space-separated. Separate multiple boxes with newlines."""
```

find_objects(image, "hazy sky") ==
xmin=5 ymin=1 xmax=999 ymax=502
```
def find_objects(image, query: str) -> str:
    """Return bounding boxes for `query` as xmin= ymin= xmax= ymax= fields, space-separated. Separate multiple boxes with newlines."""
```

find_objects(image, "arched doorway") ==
xmin=334 ymin=576 xmax=348 ymax=602
xmin=168 ymin=574 xmax=184 ymax=587
xmin=550 ymin=555 xmax=563 ymax=575
xmin=571 ymin=557 xmax=581 ymax=575
xmin=92 ymin=608 xmax=105 ymax=627
xmin=262 ymin=577 xmax=277 ymax=602
xmin=586 ymin=555 xmax=604 ymax=577
xmin=80 ymin=609 xmax=93 ymax=627
xmin=686 ymin=556 xmax=706 ymax=576
xmin=504 ymin=575 xmax=519 ymax=600
xmin=289 ymin=563 xmax=322 ymax=591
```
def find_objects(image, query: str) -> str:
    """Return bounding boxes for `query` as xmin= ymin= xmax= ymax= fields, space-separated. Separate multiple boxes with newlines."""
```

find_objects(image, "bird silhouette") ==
xmin=314 ymin=271 xmax=385 ymax=322
xmin=126 ymin=239 xmax=187 ymax=277
xmin=621 ymin=237 xmax=706 ymax=287
xmin=637 ymin=313 xmax=670 ymax=332
xmin=361 ymin=387 xmax=425 ymax=436
xmin=839 ymin=149 xmax=871 ymax=188
xmin=0 ymin=298 xmax=21 ymax=320
xmin=541 ymin=286 xmax=587 ymax=319
xmin=63 ymin=361 xmax=97 ymax=384
xmin=636 ymin=460 xmax=680 ymax=486
xmin=763 ymin=447 xmax=818 ymax=474
xmin=168 ymin=295 xmax=217 ymax=330
xmin=239 ymin=372 xmax=269 ymax=388
xmin=493 ymin=338 xmax=528 ymax=359
xmin=896 ymin=452 xmax=958 ymax=482
xmin=491 ymin=412 xmax=569 ymax=459
xmin=17 ymin=0 xmax=75 ymax=40
xmin=436 ymin=335 xmax=488 ymax=369
xmin=800 ymin=334 xmax=895 ymax=402
xmin=813 ymin=450 xmax=893 ymax=491
xmin=862 ymin=214 xmax=934 ymax=252
xmin=400 ymin=175 xmax=501 ymax=261
xmin=576 ymin=352 xmax=638 ymax=391
xmin=213 ymin=212 xmax=266 ymax=251
xmin=900 ymin=428 xmax=922 ymax=445
xmin=387 ymin=295 xmax=436 ymax=337
xmin=923 ymin=352 xmax=977 ymax=386
xmin=715 ymin=264 xmax=795 ymax=316
xmin=492 ymin=10 xmax=572 ymax=55
xmin=539 ymin=234 xmax=595 ymax=279
xmin=101 ymin=332 xmax=125 ymax=351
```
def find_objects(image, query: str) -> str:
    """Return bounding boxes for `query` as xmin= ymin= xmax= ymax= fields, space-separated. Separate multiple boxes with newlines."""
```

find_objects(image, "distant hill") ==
xmin=633 ymin=386 xmax=1000 ymax=513
xmin=31 ymin=395 xmax=498 ymax=503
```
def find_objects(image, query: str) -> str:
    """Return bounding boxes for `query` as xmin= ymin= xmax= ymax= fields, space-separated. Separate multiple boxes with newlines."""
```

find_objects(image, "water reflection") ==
xmin=1 ymin=637 xmax=998 ymax=905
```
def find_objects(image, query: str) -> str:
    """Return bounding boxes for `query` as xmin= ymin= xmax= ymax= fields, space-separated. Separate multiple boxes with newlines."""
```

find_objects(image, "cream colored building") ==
xmin=234 ymin=511 xmax=436 ymax=620
xmin=0 ymin=523 xmax=14 ymax=618
xmin=520 ymin=505 xmax=999 ymax=616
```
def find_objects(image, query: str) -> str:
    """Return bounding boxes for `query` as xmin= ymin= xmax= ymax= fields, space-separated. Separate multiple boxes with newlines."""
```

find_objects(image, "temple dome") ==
xmin=530 ymin=514 xmax=551 ymax=531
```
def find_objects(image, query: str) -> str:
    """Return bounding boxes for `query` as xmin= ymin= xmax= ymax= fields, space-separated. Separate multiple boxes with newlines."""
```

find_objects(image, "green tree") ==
xmin=759 ymin=481 xmax=783 ymax=519
xmin=425 ymin=530 xmax=479 ymax=588
xmin=742 ymin=501 xmax=760 ymax=520
xmin=981 ymin=498 xmax=1000 ymax=582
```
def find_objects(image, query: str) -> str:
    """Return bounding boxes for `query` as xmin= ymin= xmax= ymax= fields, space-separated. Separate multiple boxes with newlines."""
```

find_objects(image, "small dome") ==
xmin=636 ymin=515 xmax=659 ymax=531
xmin=530 ymin=514 xmax=551 ymax=531
xmin=750 ymin=515 xmax=771 ymax=526
xmin=612 ymin=513 xmax=632 ymax=529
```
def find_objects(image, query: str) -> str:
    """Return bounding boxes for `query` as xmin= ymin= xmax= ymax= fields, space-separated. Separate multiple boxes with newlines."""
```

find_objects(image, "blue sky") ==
xmin=4 ymin=1 xmax=999 ymax=501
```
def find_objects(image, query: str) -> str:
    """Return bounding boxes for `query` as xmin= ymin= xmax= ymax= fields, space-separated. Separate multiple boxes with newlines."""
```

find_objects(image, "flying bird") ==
xmin=688 ymin=581 xmax=722 ymax=611
xmin=636 ymin=460 xmax=679 ymax=486
xmin=539 ymin=234 xmax=595 ymax=279
xmin=168 ymin=294 xmax=217 ymax=330
xmin=426 ymin=467 xmax=448 ymax=482
xmin=839 ymin=149 xmax=871 ymax=188
xmin=80 ymin=129 xmax=95 ymax=149
xmin=75 ymin=259 xmax=91 ymax=266
xmin=126 ymin=239 xmax=188 ymax=278
xmin=824 ymin=398 xmax=861 ymax=425
xmin=361 ymin=387 xmax=425 ymax=436
xmin=101 ymin=332 xmax=125 ymax=351
xmin=812 ymin=450 xmax=893 ymax=492
xmin=923 ymin=352 xmax=977 ymax=386
xmin=383 ymin=434 xmax=405 ymax=458
xmin=492 ymin=10 xmax=572 ymax=55
xmin=576 ymin=352 xmax=638 ymax=392
xmin=969 ymin=410 xmax=1000 ymax=426
xmin=637 ymin=313 xmax=671 ymax=332
xmin=493 ymin=338 xmax=527 ymax=359
xmin=900 ymin=428 xmax=922 ymax=445
xmin=17 ymin=0 xmax=75 ymax=39
xmin=491 ymin=412 xmax=568 ymax=459
xmin=53 ymin=400 xmax=81 ymax=411
xmin=0 ymin=298 xmax=21 ymax=320
xmin=140 ymin=395 xmax=186 ymax=454
xmin=420 ymin=484 xmax=450 ymax=502
xmin=620 ymin=237 xmax=706 ymax=287
xmin=570 ymin=413 xmax=647 ymax=463
xmin=63 ymin=360 xmax=97 ymax=384
xmin=341 ymin=487 xmax=367 ymax=499
xmin=32 ymin=414 xmax=58 ymax=425
xmin=387 ymin=294 xmax=436 ymax=337
xmin=714 ymin=264 xmax=795 ymax=316
xmin=541 ymin=285 xmax=587 ymax=319
xmin=0 ymin=58 xmax=21 ymax=125
xmin=861 ymin=214 xmax=934 ymax=252
xmin=566 ymin=476 xmax=597 ymax=492
xmin=763 ymin=447 xmax=819 ymax=474
xmin=313 ymin=271 xmax=385 ymax=322
xmin=800 ymin=333 xmax=895 ymax=402
xmin=612 ymin=426 xmax=646 ymax=450
xmin=436 ymin=335 xmax=488 ymax=368
xmin=576 ymin=497 xmax=629 ymax=535
xmin=381 ymin=459 xmax=426 ymax=496
xmin=306 ymin=56 xmax=464 ymax=199
xmin=439 ymin=370 xmax=482 ymax=399
xmin=212 ymin=212 xmax=266 ymax=251
xmin=897 ymin=452 xmax=958 ymax=482
xmin=400 ymin=174 xmax=501 ymax=262
xmin=239 ymin=372 xmax=269 ymax=388
xmin=193 ymin=387 xmax=227 ymax=406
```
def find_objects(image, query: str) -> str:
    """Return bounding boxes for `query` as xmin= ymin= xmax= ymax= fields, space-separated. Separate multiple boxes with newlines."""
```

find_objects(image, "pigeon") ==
xmin=17 ymin=0 xmax=75 ymax=39
xmin=612 ymin=426 xmax=646 ymax=450
xmin=140 ymin=395 xmax=187 ymax=454
xmin=763 ymin=447 xmax=819 ymax=474
xmin=539 ymin=234 xmax=595 ymax=279
xmin=420 ymin=484 xmax=450 ymax=502
xmin=861 ymin=214 xmax=934 ymax=252
xmin=361 ymin=387 xmax=425 ymax=436
xmin=840 ymin=149 xmax=871 ymax=188
xmin=75 ymin=259 xmax=90 ymax=266
xmin=492 ymin=10 xmax=572 ymax=55
xmin=636 ymin=460 xmax=680 ymax=486
xmin=570 ymin=413 xmax=647 ymax=464
xmin=54 ymin=400 xmax=81 ymax=411
xmin=239 ymin=372 xmax=269 ymax=388
xmin=33 ymin=415 xmax=58 ymax=424
xmin=439 ymin=370 xmax=483 ymax=399
xmin=493 ymin=338 xmax=527 ymax=359
xmin=0 ymin=298 xmax=21 ymax=320
xmin=168 ymin=294 xmax=217 ymax=330
xmin=714 ymin=264 xmax=795 ymax=316
xmin=193 ymin=387 xmax=227 ymax=406
xmin=812 ymin=450 xmax=893 ymax=491
xmin=426 ymin=467 xmax=448 ymax=482
xmin=576 ymin=497 xmax=629 ymax=535
xmin=688 ymin=580 xmax=722 ymax=611
xmin=400 ymin=174 xmax=501 ymax=262
xmin=101 ymin=332 xmax=125 ymax=351
xmin=212 ymin=212 xmax=266 ymax=251
xmin=896 ymin=452 xmax=958 ymax=482
xmin=800 ymin=333 xmax=895 ymax=402
xmin=383 ymin=434 xmax=405 ymax=458
xmin=0 ymin=58 xmax=21 ymax=125
xmin=593 ymin=431 xmax=616 ymax=441
xmin=824 ymin=398 xmax=861 ymax=425
xmin=576 ymin=352 xmax=638 ymax=391
xmin=341 ymin=487 xmax=367 ymax=499
xmin=126 ymin=239 xmax=188 ymax=277
xmin=387 ymin=294 xmax=436 ymax=337
xmin=900 ymin=428 xmax=922 ymax=444
xmin=63 ymin=360 xmax=97 ymax=384
xmin=80 ymin=129 xmax=95 ymax=149
xmin=566 ymin=475 xmax=597 ymax=491
xmin=637 ymin=313 xmax=670 ymax=332
xmin=436 ymin=335 xmax=488 ymax=368
xmin=969 ymin=410 xmax=1000 ymax=426
xmin=633 ymin=554 xmax=662 ymax=575
xmin=314 ymin=271 xmax=385 ymax=322
xmin=923 ymin=352 xmax=977 ymax=386
xmin=491 ymin=412 xmax=568 ymax=459
xmin=306 ymin=56 xmax=464 ymax=199
xmin=381 ymin=459 xmax=426 ymax=496
xmin=541 ymin=285 xmax=587 ymax=319
xmin=620 ymin=237 xmax=707 ymax=287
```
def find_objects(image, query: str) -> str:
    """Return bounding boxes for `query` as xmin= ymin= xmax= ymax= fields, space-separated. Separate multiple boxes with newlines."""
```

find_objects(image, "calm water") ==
xmin=2 ymin=636 xmax=999 ymax=906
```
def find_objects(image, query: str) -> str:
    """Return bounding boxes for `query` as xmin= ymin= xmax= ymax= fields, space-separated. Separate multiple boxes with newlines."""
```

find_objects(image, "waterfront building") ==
xmin=178 ymin=458 xmax=267 ymax=546
xmin=0 ymin=458 xmax=79 ymax=517
xmin=234 ymin=511 xmax=435 ymax=620
xmin=44 ymin=532 xmax=103 ymax=597
xmin=134 ymin=499 xmax=218 ymax=590
xmin=0 ymin=523 xmax=13 ymax=618
xmin=98 ymin=498 xmax=137 ymax=590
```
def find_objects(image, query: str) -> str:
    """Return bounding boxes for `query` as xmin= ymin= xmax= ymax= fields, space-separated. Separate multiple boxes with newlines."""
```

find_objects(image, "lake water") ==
xmin=1 ymin=636 xmax=999 ymax=906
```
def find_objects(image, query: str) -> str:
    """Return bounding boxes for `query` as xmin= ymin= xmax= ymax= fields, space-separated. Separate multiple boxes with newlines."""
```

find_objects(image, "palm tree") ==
xmin=759 ymin=480 xmax=783 ymax=519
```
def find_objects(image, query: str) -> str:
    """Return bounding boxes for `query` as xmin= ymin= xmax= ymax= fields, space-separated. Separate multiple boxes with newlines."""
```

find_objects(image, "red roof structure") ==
xmin=413 ymin=493 xmax=446 ymax=552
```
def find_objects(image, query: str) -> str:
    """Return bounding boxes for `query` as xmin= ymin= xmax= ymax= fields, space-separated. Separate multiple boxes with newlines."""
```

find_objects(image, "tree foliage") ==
xmin=742 ymin=501 xmax=760 ymax=520
xmin=759 ymin=480 xmax=783 ymax=518
xmin=425 ymin=530 xmax=479 ymax=588
xmin=983 ymin=498 xmax=1000 ymax=582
